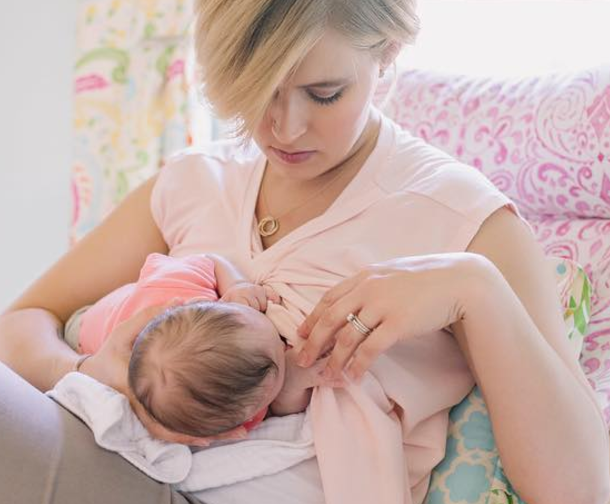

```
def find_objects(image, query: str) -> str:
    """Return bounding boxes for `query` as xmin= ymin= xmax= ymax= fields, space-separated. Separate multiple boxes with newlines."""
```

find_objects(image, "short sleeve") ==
xmin=379 ymin=127 xmax=532 ymax=253
xmin=150 ymin=151 xmax=196 ymax=250
xmin=422 ymin=162 xmax=531 ymax=251
xmin=149 ymin=142 xmax=260 ymax=257
xmin=137 ymin=253 xmax=217 ymax=293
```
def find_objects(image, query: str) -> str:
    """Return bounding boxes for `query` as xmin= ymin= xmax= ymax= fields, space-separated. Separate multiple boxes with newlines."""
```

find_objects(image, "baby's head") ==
xmin=127 ymin=301 xmax=286 ymax=443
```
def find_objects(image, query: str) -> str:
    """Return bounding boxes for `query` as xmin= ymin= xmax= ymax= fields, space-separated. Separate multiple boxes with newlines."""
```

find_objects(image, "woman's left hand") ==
xmin=296 ymin=253 xmax=489 ymax=382
xmin=79 ymin=304 xmax=169 ymax=395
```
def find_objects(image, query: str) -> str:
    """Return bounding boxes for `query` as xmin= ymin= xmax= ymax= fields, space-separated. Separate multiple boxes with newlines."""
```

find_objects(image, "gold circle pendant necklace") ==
xmin=257 ymin=163 xmax=350 ymax=238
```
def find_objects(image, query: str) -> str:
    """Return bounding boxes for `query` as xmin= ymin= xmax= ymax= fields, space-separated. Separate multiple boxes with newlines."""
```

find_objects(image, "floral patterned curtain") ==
xmin=71 ymin=0 xmax=194 ymax=243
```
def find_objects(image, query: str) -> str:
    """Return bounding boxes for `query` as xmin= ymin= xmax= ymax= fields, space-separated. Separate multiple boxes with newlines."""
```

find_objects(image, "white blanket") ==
xmin=47 ymin=372 xmax=315 ymax=493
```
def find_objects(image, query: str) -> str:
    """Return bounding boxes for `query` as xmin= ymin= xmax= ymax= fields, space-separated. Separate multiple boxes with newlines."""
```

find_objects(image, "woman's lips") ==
xmin=270 ymin=147 xmax=316 ymax=164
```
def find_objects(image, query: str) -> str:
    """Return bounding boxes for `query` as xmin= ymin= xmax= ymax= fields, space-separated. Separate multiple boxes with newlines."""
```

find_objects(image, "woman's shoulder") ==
xmin=150 ymin=138 xmax=262 ymax=241
xmin=161 ymin=137 xmax=262 ymax=183
xmin=377 ymin=119 xmax=509 ymax=220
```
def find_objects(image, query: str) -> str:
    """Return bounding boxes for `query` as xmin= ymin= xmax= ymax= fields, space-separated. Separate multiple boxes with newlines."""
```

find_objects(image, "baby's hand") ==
xmin=220 ymin=282 xmax=280 ymax=312
xmin=270 ymin=347 xmax=343 ymax=416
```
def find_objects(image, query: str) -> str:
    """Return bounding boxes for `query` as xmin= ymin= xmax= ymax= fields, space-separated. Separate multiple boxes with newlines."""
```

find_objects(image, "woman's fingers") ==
xmin=254 ymin=288 xmax=268 ymax=312
xmin=345 ymin=322 xmax=397 ymax=382
xmin=297 ymin=286 xmax=365 ymax=367
xmin=308 ymin=356 xmax=331 ymax=386
xmin=112 ymin=304 xmax=167 ymax=350
xmin=323 ymin=321 xmax=368 ymax=379
xmin=83 ymin=304 xmax=171 ymax=393
xmin=297 ymin=271 xmax=365 ymax=338
xmin=263 ymin=285 xmax=281 ymax=304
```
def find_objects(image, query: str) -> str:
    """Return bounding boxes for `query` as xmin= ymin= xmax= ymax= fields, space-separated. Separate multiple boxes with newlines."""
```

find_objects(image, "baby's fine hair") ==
xmin=128 ymin=301 xmax=278 ymax=437
xmin=194 ymin=0 xmax=420 ymax=137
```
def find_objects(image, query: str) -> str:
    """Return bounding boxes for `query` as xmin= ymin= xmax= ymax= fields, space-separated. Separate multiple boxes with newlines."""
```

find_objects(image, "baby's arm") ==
xmin=207 ymin=254 xmax=280 ymax=311
xmin=206 ymin=253 xmax=248 ymax=295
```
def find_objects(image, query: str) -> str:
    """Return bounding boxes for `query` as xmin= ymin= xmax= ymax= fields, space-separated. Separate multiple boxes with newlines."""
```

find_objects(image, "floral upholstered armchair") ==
xmin=378 ymin=65 xmax=610 ymax=503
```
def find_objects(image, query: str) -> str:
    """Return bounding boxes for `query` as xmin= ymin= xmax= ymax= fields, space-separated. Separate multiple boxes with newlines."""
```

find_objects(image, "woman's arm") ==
xmin=0 ymin=175 xmax=168 ymax=391
xmin=455 ymin=207 xmax=609 ymax=504
xmin=297 ymin=206 xmax=609 ymax=504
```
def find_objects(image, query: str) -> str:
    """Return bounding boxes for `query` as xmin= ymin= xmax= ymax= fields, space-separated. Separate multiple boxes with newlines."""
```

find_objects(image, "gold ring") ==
xmin=346 ymin=313 xmax=372 ymax=337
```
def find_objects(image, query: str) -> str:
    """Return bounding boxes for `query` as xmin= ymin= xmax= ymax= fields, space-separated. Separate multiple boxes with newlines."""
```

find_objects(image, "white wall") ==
xmin=0 ymin=0 xmax=76 ymax=310
xmin=401 ymin=0 xmax=610 ymax=77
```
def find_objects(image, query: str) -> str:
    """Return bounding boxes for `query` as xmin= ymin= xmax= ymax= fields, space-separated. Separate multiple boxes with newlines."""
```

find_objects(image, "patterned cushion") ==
xmin=425 ymin=257 xmax=591 ymax=504
xmin=376 ymin=65 xmax=610 ymax=424
xmin=531 ymin=216 xmax=610 ymax=415
xmin=71 ymin=1 xmax=192 ymax=243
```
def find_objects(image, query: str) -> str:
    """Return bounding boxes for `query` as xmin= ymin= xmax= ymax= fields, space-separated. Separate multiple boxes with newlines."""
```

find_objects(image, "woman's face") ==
xmin=252 ymin=29 xmax=382 ymax=181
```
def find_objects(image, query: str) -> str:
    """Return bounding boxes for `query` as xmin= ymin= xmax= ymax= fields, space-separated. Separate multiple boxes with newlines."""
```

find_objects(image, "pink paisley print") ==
xmin=376 ymin=66 xmax=610 ymax=425
xmin=72 ymin=0 xmax=193 ymax=242
xmin=380 ymin=67 xmax=610 ymax=218
xmin=75 ymin=74 xmax=109 ymax=94
xmin=167 ymin=59 xmax=185 ymax=81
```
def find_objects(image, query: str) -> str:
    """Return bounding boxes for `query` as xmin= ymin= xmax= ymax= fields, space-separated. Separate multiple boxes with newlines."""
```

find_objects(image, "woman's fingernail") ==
xmin=297 ymin=324 xmax=309 ymax=338
xmin=346 ymin=367 xmax=360 ymax=383
xmin=297 ymin=350 xmax=310 ymax=367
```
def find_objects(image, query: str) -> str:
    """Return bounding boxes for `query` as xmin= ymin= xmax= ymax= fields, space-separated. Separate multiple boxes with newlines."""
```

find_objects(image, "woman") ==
xmin=0 ymin=1 xmax=607 ymax=503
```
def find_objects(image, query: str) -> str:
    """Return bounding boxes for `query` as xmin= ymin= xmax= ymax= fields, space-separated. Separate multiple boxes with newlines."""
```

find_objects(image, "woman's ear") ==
xmin=379 ymin=41 xmax=402 ymax=76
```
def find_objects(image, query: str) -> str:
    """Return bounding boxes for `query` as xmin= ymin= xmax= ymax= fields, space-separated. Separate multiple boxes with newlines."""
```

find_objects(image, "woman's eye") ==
xmin=307 ymin=89 xmax=344 ymax=106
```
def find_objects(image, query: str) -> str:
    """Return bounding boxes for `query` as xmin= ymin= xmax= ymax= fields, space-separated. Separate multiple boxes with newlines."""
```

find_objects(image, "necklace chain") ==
xmin=258 ymin=119 xmax=380 ymax=238
xmin=258 ymin=162 xmax=350 ymax=238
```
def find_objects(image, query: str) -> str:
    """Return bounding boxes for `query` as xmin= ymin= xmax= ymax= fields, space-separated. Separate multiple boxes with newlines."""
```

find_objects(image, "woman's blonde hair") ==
xmin=194 ymin=0 xmax=419 ymax=138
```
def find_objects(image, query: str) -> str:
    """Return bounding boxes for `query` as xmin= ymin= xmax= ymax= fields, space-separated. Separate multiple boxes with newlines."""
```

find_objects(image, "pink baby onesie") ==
xmin=149 ymin=109 xmax=528 ymax=504
xmin=78 ymin=253 xmax=218 ymax=354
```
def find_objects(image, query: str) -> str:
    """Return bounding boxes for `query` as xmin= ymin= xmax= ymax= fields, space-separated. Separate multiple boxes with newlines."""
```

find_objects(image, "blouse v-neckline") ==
xmin=239 ymin=110 xmax=396 ymax=267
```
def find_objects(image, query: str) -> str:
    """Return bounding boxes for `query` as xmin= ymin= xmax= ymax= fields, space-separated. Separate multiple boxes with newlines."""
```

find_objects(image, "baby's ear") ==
xmin=182 ymin=426 xmax=249 ymax=447
xmin=187 ymin=436 xmax=212 ymax=448
xmin=211 ymin=426 xmax=248 ymax=442
xmin=177 ymin=426 xmax=248 ymax=447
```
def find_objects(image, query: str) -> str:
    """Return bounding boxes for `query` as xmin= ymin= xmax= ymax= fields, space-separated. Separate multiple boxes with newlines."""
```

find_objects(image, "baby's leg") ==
xmin=0 ymin=362 xmax=203 ymax=504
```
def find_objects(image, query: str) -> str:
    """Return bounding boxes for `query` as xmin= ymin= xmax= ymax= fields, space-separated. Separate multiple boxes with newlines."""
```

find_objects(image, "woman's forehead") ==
xmin=289 ymin=30 xmax=373 ymax=86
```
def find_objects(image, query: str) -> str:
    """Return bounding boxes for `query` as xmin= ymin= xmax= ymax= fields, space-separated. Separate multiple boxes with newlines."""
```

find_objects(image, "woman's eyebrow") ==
xmin=298 ymin=78 xmax=351 ymax=89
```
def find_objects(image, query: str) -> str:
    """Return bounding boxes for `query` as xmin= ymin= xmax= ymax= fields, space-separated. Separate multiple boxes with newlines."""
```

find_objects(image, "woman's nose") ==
xmin=269 ymin=92 xmax=307 ymax=145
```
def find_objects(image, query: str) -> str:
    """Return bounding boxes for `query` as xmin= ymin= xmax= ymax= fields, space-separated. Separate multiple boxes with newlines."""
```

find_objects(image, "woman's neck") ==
xmin=256 ymin=113 xmax=381 ymax=248
xmin=264 ymin=112 xmax=381 ymax=196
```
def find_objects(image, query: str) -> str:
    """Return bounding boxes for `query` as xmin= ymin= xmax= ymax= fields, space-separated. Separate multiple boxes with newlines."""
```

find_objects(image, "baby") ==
xmin=64 ymin=252 xmax=323 ymax=445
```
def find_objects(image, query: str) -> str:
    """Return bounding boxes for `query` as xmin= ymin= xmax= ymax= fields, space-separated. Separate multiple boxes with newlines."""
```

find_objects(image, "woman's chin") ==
xmin=266 ymin=155 xmax=332 ymax=182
